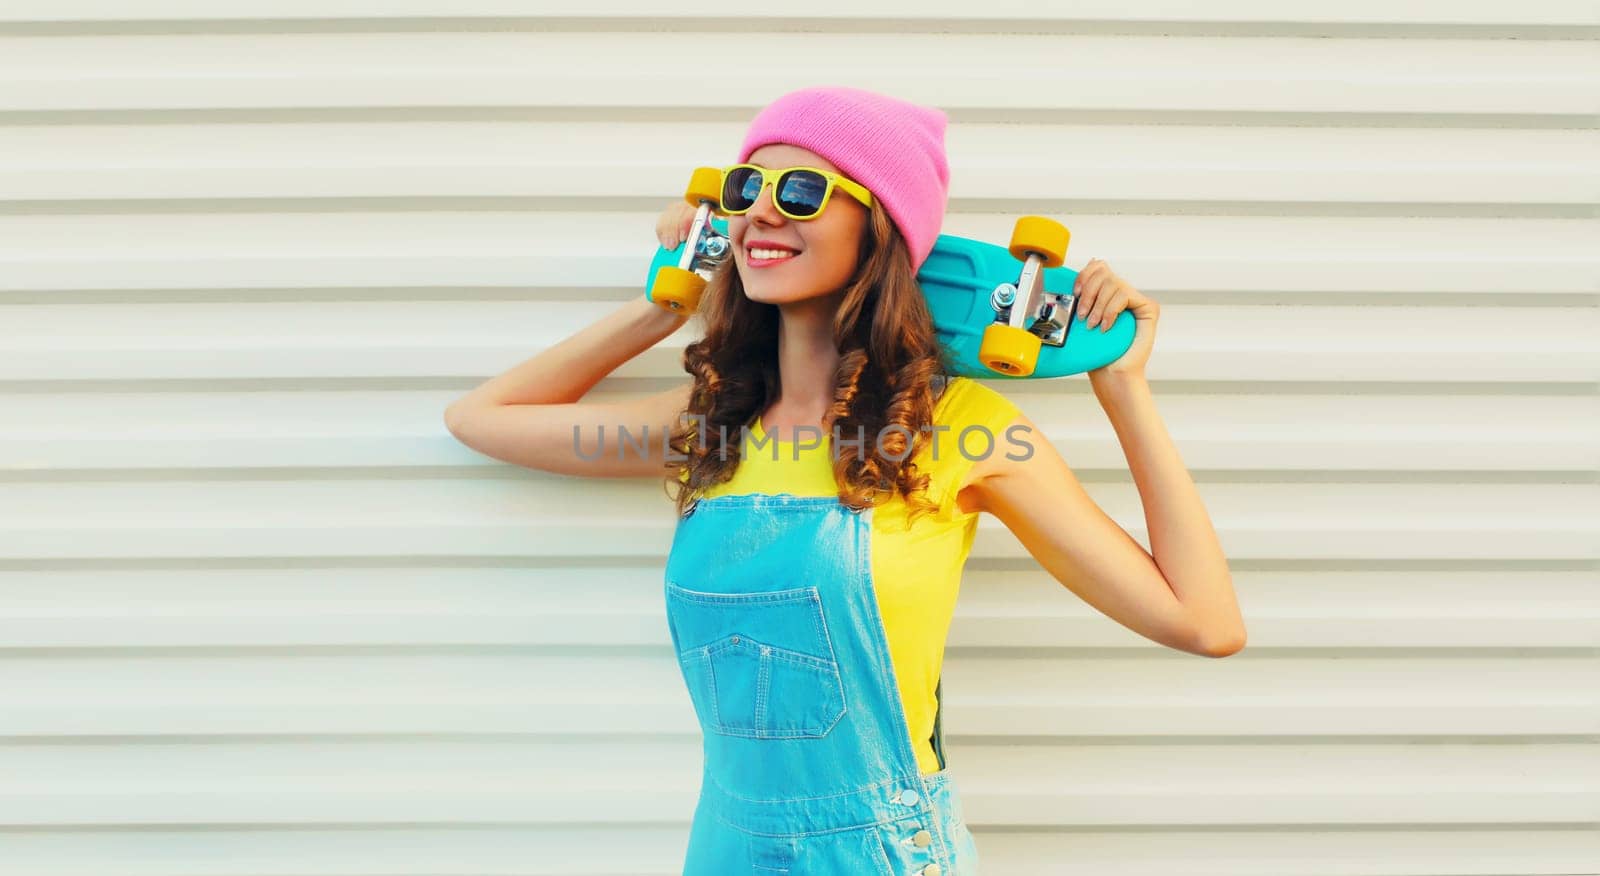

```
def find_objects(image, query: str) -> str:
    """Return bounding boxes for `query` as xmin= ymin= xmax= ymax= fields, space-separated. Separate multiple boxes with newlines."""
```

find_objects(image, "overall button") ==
xmin=911 ymin=828 xmax=932 ymax=848
xmin=919 ymin=865 xmax=942 ymax=876
xmin=897 ymin=789 xmax=920 ymax=806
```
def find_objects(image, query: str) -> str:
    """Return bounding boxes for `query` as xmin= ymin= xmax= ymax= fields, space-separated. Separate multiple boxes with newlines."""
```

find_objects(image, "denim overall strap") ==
xmin=665 ymin=493 xmax=978 ymax=874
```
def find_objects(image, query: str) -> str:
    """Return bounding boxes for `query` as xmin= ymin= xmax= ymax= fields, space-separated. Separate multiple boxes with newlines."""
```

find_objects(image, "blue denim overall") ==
xmin=664 ymin=492 xmax=981 ymax=875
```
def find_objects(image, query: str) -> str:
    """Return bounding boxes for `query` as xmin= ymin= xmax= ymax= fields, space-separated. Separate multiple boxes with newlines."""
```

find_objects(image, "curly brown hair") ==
xmin=663 ymin=197 xmax=954 ymax=527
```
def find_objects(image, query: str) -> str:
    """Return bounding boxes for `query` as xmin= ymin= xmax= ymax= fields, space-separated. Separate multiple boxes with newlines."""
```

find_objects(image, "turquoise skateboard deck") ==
xmin=645 ymin=214 xmax=1134 ymax=380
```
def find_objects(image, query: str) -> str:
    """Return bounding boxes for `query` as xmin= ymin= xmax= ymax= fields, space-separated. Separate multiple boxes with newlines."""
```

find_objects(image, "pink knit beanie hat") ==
xmin=737 ymin=86 xmax=950 ymax=273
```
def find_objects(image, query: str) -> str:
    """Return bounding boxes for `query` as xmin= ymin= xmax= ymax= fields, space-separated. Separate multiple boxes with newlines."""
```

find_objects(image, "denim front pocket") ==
xmin=666 ymin=581 xmax=847 ymax=739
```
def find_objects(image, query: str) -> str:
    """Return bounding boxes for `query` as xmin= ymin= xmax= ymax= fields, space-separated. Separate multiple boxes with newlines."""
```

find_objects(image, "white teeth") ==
xmin=749 ymin=248 xmax=797 ymax=260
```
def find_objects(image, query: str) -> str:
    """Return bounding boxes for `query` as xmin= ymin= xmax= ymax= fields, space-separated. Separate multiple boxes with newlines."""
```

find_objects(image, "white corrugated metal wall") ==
xmin=2 ymin=2 xmax=1597 ymax=874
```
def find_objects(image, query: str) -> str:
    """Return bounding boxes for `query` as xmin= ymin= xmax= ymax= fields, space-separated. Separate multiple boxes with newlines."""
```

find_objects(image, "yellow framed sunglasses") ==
xmin=719 ymin=163 xmax=874 ymax=220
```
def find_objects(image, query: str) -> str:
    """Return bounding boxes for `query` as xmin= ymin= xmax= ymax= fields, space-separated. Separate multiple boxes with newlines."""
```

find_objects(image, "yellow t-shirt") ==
xmin=691 ymin=376 xmax=1023 ymax=775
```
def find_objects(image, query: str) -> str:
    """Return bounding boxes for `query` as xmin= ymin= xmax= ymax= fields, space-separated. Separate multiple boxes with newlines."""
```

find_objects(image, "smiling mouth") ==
xmin=746 ymin=248 xmax=801 ymax=265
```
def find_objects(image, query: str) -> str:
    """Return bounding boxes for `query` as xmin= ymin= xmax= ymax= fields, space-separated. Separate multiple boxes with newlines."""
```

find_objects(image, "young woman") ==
xmin=445 ymin=86 xmax=1243 ymax=876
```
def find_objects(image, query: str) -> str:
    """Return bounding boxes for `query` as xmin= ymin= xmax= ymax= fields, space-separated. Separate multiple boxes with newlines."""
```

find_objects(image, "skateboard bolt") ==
xmin=991 ymin=283 xmax=1017 ymax=309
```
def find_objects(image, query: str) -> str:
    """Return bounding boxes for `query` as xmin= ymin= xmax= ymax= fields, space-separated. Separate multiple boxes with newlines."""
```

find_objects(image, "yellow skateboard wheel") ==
xmin=685 ymin=166 xmax=723 ymax=208
xmin=1007 ymin=215 xmax=1070 ymax=268
xmin=979 ymin=323 xmax=1042 ymax=377
xmin=651 ymin=266 xmax=706 ymax=314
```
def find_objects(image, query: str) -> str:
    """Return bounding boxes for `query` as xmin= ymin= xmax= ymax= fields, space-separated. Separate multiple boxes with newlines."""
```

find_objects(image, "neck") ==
xmin=771 ymin=294 xmax=843 ymax=427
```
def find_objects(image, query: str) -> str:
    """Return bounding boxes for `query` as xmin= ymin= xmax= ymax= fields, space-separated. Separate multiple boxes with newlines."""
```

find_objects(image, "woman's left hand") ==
xmin=1074 ymin=257 xmax=1159 ymax=380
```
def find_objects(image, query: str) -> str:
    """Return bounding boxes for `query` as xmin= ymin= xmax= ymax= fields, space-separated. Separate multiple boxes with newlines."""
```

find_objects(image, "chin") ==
xmin=737 ymin=265 xmax=849 ymax=307
xmin=742 ymin=285 xmax=804 ymax=305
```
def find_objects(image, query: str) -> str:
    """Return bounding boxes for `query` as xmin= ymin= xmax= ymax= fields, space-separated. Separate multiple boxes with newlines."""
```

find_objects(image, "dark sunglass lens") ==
xmin=777 ymin=170 xmax=827 ymax=217
xmin=723 ymin=167 xmax=761 ymax=211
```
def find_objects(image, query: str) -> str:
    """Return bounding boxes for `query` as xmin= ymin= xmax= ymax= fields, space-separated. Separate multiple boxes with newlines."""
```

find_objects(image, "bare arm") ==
xmin=443 ymin=295 xmax=694 ymax=478
xmin=961 ymin=375 xmax=1245 ymax=657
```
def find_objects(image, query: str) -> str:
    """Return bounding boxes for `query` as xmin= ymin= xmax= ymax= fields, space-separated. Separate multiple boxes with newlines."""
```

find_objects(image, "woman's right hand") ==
xmin=655 ymin=200 xmax=702 ymax=250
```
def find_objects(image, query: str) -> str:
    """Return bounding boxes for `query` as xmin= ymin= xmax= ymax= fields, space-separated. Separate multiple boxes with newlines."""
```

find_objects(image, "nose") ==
xmin=745 ymin=178 xmax=787 ymax=227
